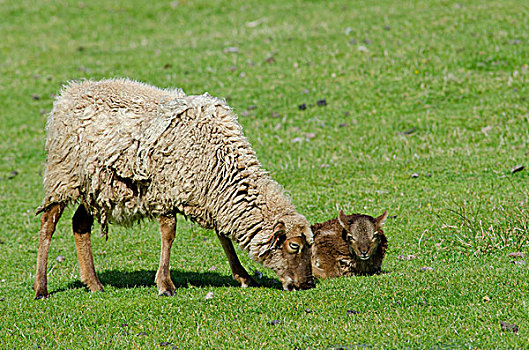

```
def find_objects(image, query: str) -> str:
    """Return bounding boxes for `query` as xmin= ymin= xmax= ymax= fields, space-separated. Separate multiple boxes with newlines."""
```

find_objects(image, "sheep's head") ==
xmin=258 ymin=214 xmax=315 ymax=291
xmin=338 ymin=210 xmax=388 ymax=260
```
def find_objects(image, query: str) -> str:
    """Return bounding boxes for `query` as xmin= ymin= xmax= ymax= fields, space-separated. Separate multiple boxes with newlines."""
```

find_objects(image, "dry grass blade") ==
xmin=436 ymin=191 xmax=529 ymax=253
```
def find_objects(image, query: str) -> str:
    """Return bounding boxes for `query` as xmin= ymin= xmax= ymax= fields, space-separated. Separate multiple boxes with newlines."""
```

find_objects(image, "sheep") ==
xmin=310 ymin=210 xmax=388 ymax=279
xmin=33 ymin=78 xmax=315 ymax=299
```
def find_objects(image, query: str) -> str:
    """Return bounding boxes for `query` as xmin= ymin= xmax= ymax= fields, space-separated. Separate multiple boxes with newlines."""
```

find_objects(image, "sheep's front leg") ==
xmin=155 ymin=216 xmax=176 ymax=296
xmin=216 ymin=233 xmax=258 ymax=288
xmin=73 ymin=204 xmax=104 ymax=292
xmin=34 ymin=203 xmax=65 ymax=299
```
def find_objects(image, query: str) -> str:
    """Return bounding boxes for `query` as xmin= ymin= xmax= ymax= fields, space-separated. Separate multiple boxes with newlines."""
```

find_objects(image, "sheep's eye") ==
xmin=288 ymin=242 xmax=300 ymax=252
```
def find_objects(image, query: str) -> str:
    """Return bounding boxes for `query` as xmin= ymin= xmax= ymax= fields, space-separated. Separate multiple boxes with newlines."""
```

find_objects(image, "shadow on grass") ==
xmin=54 ymin=268 xmax=281 ymax=295
xmin=99 ymin=269 xmax=238 ymax=289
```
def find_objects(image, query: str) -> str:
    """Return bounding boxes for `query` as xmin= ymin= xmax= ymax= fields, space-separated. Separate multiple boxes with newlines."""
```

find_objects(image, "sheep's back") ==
xmin=41 ymin=79 xmax=260 ymax=229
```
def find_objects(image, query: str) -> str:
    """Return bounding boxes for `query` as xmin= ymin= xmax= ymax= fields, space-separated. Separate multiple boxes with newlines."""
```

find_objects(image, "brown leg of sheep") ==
xmin=34 ymin=203 xmax=65 ymax=299
xmin=155 ymin=215 xmax=176 ymax=296
xmin=73 ymin=204 xmax=104 ymax=292
xmin=216 ymin=233 xmax=258 ymax=288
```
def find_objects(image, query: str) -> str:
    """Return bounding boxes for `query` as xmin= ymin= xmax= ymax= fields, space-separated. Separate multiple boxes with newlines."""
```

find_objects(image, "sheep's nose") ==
xmin=294 ymin=277 xmax=315 ymax=290
xmin=299 ymin=280 xmax=315 ymax=290
xmin=284 ymin=282 xmax=295 ymax=291
xmin=359 ymin=250 xmax=370 ymax=260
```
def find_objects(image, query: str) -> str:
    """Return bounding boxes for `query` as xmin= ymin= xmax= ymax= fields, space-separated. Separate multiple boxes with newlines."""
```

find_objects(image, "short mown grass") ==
xmin=1 ymin=0 xmax=528 ymax=348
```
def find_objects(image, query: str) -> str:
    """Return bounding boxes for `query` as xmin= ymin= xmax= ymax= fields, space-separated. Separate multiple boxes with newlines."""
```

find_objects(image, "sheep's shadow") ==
xmin=59 ymin=268 xmax=281 ymax=294
xmin=100 ymin=269 xmax=237 ymax=289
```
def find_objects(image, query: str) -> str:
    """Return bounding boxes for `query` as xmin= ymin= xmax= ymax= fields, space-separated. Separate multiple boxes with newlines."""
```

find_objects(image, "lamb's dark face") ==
xmin=338 ymin=210 xmax=388 ymax=261
xmin=259 ymin=216 xmax=315 ymax=291
xmin=345 ymin=221 xmax=380 ymax=260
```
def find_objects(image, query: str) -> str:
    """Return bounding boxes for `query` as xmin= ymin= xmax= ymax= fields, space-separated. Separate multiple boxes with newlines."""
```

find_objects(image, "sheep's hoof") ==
xmin=156 ymin=279 xmax=176 ymax=296
xmin=158 ymin=290 xmax=175 ymax=297
xmin=239 ymin=276 xmax=259 ymax=288
xmin=34 ymin=293 xmax=48 ymax=300
xmin=34 ymin=287 xmax=49 ymax=300
xmin=87 ymin=282 xmax=104 ymax=293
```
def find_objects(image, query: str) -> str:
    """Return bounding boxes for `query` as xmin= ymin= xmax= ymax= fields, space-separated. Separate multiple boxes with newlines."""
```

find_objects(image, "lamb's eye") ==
xmin=288 ymin=242 xmax=300 ymax=252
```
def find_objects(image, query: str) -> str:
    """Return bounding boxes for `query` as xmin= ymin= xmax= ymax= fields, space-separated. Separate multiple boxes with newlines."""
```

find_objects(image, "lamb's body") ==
xmin=34 ymin=79 xmax=314 ymax=298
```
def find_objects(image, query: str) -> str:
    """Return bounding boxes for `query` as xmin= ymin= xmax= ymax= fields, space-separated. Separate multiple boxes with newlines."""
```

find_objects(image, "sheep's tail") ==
xmin=35 ymin=206 xmax=46 ymax=216
xmin=35 ymin=201 xmax=62 ymax=216
xmin=99 ymin=210 xmax=109 ymax=241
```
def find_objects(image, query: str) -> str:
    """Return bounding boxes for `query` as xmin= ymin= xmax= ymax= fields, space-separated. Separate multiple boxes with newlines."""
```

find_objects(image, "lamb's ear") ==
xmin=258 ymin=222 xmax=286 ymax=257
xmin=375 ymin=210 xmax=389 ymax=230
xmin=338 ymin=210 xmax=348 ymax=229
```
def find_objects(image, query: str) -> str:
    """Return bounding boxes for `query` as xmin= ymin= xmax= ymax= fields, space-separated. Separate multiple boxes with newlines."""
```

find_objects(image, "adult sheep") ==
xmin=34 ymin=78 xmax=315 ymax=299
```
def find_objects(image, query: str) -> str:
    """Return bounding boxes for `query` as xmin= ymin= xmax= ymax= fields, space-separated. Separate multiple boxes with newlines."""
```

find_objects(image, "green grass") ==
xmin=1 ymin=0 xmax=528 ymax=348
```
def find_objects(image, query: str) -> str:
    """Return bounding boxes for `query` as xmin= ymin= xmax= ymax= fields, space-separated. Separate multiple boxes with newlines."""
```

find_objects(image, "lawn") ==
xmin=1 ymin=0 xmax=528 ymax=348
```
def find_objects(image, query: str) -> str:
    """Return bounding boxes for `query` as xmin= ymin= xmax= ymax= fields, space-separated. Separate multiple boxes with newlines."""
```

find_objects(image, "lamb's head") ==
xmin=338 ymin=210 xmax=388 ymax=261
xmin=258 ymin=213 xmax=315 ymax=291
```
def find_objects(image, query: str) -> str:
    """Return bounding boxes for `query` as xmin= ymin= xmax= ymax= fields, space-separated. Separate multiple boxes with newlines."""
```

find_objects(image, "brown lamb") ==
xmin=311 ymin=210 xmax=388 ymax=279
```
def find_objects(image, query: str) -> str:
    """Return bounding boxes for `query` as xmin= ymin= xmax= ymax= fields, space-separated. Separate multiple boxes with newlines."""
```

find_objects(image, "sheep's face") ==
xmin=259 ymin=215 xmax=315 ymax=291
xmin=338 ymin=210 xmax=388 ymax=260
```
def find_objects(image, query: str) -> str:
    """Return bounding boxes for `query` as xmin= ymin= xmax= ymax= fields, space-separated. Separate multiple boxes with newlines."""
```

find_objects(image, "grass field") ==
xmin=1 ymin=0 xmax=528 ymax=348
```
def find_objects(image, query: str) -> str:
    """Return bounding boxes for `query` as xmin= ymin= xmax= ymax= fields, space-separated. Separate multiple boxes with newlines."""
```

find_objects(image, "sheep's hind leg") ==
xmin=216 ymin=233 xmax=258 ymax=288
xmin=73 ymin=204 xmax=104 ymax=292
xmin=155 ymin=216 xmax=176 ymax=296
xmin=34 ymin=203 xmax=65 ymax=299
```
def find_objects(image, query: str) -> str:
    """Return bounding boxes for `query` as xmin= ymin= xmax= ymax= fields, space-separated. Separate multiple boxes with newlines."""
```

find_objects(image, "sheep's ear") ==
xmin=259 ymin=222 xmax=286 ymax=257
xmin=375 ymin=210 xmax=388 ymax=230
xmin=338 ymin=210 xmax=348 ymax=229
xmin=271 ymin=222 xmax=286 ymax=241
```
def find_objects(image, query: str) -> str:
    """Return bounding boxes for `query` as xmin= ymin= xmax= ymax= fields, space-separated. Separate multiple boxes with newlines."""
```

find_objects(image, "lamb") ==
xmin=310 ymin=210 xmax=388 ymax=279
xmin=33 ymin=78 xmax=315 ymax=299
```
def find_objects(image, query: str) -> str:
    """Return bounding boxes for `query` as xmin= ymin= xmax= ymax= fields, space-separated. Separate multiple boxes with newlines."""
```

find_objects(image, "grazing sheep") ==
xmin=311 ymin=210 xmax=388 ymax=279
xmin=33 ymin=78 xmax=315 ymax=299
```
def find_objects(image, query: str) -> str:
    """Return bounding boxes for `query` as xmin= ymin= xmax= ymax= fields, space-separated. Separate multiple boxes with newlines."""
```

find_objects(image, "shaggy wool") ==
xmin=39 ymin=79 xmax=312 ymax=261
